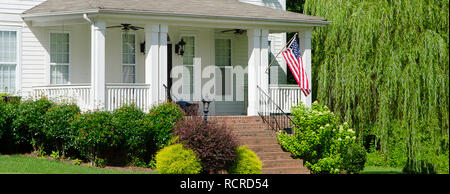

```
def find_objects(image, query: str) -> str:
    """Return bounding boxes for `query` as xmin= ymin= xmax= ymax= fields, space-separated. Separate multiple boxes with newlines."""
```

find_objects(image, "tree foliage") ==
xmin=299 ymin=0 xmax=449 ymax=173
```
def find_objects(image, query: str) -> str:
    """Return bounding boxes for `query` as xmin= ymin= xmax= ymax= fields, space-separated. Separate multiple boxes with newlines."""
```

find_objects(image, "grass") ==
xmin=0 ymin=155 xmax=157 ymax=174
xmin=360 ymin=166 xmax=403 ymax=174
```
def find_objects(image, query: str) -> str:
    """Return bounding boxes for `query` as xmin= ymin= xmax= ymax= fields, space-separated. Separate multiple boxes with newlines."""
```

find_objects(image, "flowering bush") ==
xmin=277 ymin=101 xmax=366 ymax=174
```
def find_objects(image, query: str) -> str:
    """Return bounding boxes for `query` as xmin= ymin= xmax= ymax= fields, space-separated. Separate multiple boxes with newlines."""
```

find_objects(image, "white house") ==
xmin=0 ymin=0 xmax=328 ymax=116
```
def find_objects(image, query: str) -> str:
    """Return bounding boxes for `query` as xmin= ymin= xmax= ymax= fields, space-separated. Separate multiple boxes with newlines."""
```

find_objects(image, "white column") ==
xmin=91 ymin=20 xmax=106 ymax=109
xmin=247 ymin=28 xmax=261 ymax=116
xmin=158 ymin=24 xmax=168 ymax=102
xmin=260 ymin=29 xmax=269 ymax=94
xmin=145 ymin=24 xmax=160 ymax=105
xmin=193 ymin=58 xmax=202 ymax=102
xmin=299 ymin=29 xmax=312 ymax=108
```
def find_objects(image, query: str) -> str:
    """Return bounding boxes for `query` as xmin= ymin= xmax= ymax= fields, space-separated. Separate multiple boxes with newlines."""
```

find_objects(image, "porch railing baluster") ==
xmin=257 ymin=85 xmax=298 ymax=133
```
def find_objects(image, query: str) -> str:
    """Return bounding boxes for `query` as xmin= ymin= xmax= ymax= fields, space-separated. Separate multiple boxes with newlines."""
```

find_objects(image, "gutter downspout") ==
xmin=83 ymin=13 xmax=93 ymax=24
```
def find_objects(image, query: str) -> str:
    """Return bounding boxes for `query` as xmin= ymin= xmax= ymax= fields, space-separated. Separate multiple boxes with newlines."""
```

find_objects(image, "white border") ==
xmin=120 ymin=31 xmax=138 ymax=83
xmin=179 ymin=34 xmax=196 ymax=101
xmin=48 ymin=30 xmax=71 ymax=85
xmin=0 ymin=26 xmax=22 ymax=94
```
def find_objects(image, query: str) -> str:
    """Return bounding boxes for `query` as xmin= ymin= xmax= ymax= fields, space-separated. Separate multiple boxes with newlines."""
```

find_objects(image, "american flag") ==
xmin=281 ymin=36 xmax=311 ymax=96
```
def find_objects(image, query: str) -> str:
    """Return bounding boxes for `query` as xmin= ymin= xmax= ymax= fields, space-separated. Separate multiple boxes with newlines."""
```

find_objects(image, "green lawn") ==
xmin=360 ymin=166 xmax=403 ymax=174
xmin=0 ymin=155 xmax=157 ymax=174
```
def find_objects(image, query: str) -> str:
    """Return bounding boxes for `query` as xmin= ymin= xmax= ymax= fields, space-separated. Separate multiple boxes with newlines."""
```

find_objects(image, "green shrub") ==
xmin=147 ymin=102 xmax=184 ymax=148
xmin=0 ymin=102 xmax=19 ymax=153
xmin=365 ymin=151 xmax=388 ymax=167
xmin=111 ymin=105 xmax=149 ymax=165
xmin=278 ymin=101 xmax=367 ymax=174
xmin=43 ymin=104 xmax=80 ymax=156
xmin=70 ymin=111 xmax=119 ymax=166
xmin=228 ymin=146 xmax=262 ymax=174
xmin=341 ymin=142 xmax=367 ymax=174
xmin=155 ymin=144 xmax=202 ymax=174
xmin=12 ymin=97 xmax=55 ymax=151
xmin=0 ymin=102 xmax=16 ymax=139
xmin=0 ymin=93 xmax=9 ymax=103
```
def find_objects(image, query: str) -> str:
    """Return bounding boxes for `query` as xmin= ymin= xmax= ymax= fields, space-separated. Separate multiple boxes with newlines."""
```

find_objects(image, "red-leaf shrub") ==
xmin=174 ymin=116 xmax=239 ymax=174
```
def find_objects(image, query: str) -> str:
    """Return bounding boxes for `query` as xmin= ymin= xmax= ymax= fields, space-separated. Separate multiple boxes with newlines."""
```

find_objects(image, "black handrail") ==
xmin=163 ymin=84 xmax=175 ymax=102
xmin=257 ymin=85 xmax=297 ymax=134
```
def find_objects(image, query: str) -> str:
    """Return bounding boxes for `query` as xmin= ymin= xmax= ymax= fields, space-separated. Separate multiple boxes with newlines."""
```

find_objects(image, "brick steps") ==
xmin=262 ymin=167 xmax=310 ymax=174
xmin=209 ymin=116 xmax=309 ymax=174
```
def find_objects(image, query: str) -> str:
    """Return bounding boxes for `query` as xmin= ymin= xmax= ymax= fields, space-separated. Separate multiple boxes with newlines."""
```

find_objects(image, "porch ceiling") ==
xmin=22 ymin=0 xmax=330 ymax=27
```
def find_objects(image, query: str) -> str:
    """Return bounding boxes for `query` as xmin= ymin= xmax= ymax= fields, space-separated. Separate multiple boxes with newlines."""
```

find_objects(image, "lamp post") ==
xmin=202 ymin=98 xmax=212 ymax=123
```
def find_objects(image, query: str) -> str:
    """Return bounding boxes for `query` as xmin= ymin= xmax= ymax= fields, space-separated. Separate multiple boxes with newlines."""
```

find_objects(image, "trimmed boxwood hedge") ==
xmin=0 ymin=99 xmax=184 ymax=167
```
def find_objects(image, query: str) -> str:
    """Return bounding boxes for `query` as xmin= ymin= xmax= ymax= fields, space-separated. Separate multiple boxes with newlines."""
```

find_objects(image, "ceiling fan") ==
xmin=221 ymin=29 xmax=246 ymax=35
xmin=106 ymin=23 xmax=144 ymax=31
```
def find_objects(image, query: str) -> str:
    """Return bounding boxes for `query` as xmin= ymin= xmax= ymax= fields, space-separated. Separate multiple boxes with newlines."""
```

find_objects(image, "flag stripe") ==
xmin=282 ymin=51 xmax=301 ymax=85
xmin=281 ymin=37 xmax=310 ymax=97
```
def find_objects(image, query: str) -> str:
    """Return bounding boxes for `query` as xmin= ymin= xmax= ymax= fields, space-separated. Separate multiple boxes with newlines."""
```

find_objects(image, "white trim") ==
xmin=0 ymin=26 xmax=21 ymax=94
xmin=21 ymin=9 xmax=330 ymax=26
xmin=120 ymin=31 xmax=137 ymax=83
xmin=179 ymin=34 xmax=197 ymax=101
xmin=48 ymin=31 xmax=72 ymax=85
xmin=213 ymin=37 xmax=234 ymax=101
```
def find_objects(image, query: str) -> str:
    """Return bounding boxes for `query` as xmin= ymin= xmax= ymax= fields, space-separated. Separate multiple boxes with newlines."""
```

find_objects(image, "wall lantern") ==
xmin=175 ymin=38 xmax=186 ymax=56
xmin=140 ymin=42 xmax=146 ymax=54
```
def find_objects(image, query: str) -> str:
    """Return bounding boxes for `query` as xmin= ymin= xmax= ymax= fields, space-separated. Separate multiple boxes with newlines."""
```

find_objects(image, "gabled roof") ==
xmin=22 ymin=0 xmax=329 ymax=25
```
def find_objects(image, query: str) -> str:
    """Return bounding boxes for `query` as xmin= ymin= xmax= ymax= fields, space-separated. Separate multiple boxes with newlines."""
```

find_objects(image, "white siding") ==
xmin=239 ymin=0 xmax=288 ymax=84
xmin=0 ymin=0 xmax=46 ymax=96
xmin=238 ymin=0 xmax=286 ymax=10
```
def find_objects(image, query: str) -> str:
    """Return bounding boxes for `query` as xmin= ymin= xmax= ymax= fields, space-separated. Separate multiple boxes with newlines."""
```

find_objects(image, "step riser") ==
xmin=240 ymin=139 xmax=279 ymax=145
xmin=234 ymin=133 xmax=276 ymax=137
xmin=258 ymin=153 xmax=292 ymax=160
xmin=262 ymin=161 xmax=303 ymax=168
xmin=262 ymin=169 xmax=310 ymax=174
xmin=246 ymin=147 xmax=284 ymax=153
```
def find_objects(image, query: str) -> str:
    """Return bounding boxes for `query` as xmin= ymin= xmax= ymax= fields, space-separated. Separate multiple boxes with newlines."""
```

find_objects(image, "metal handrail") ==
xmin=257 ymin=85 xmax=298 ymax=133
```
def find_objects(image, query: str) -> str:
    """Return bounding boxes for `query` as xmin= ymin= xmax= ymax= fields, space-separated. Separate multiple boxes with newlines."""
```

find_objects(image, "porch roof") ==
xmin=22 ymin=0 xmax=329 ymax=26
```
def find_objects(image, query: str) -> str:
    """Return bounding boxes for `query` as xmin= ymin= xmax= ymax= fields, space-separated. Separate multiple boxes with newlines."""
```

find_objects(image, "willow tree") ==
xmin=300 ymin=0 xmax=449 ymax=173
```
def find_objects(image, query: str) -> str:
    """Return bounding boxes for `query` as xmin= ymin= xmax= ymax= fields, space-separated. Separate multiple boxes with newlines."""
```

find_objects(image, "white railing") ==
xmin=33 ymin=84 xmax=92 ymax=111
xmin=269 ymin=84 xmax=302 ymax=113
xmin=106 ymin=83 xmax=150 ymax=112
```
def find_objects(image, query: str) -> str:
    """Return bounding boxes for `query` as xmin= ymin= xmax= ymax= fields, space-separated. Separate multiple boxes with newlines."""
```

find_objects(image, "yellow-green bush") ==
xmin=155 ymin=144 xmax=202 ymax=174
xmin=227 ymin=146 xmax=262 ymax=174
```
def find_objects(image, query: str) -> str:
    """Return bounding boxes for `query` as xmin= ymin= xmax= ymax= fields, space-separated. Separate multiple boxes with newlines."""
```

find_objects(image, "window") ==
xmin=182 ymin=36 xmax=195 ymax=99
xmin=122 ymin=33 xmax=136 ymax=83
xmin=0 ymin=30 xmax=17 ymax=93
xmin=50 ymin=33 xmax=70 ymax=85
xmin=215 ymin=38 xmax=232 ymax=97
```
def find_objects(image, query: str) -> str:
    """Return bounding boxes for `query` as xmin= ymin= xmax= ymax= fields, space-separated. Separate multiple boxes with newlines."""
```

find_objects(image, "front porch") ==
xmin=24 ymin=14 xmax=314 ymax=115
xmin=33 ymin=83 xmax=151 ymax=111
xmin=32 ymin=83 xmax=301 ymax=113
